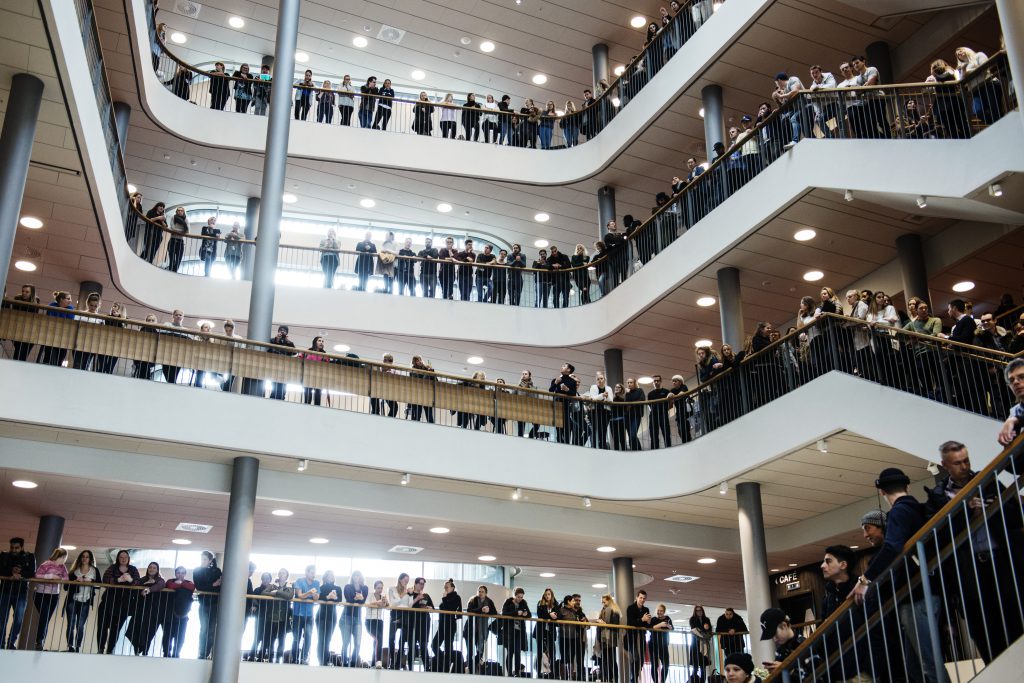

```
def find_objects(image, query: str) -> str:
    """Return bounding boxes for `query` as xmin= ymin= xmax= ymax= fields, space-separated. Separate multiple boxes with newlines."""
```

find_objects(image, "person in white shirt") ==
xmin=808 ymin=64 xmax=838 ymax=138
xmin=71 ymin=292 xmax=104 ymax=371
xmin=588 ymin=372 xmax=612 ymax=449
xmin=387 ymin=573 xmax=413 ymax=669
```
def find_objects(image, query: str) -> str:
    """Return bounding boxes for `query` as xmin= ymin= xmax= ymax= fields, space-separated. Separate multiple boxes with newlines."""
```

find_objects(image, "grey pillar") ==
xmin=611 ymin=556 xmax=634 ymax=608
xmin=19 ymin=515 xmax=64 ymax=649
xmin=242 ymin=196 xmax=260 ymax=281
xmin=209 ymin=456 xmax=259 ymax=683
xmin=77 ymin=281 xmax=103 ymax=309
xmin=716 ymin=267 xmax=744 ymax=349
xmin=0 ymin=73 xmax=44 ymax=286
xmin=246 ymin=0 xmax=300 ymax=347
xmin=592 ymin=43 xmax=609 ymax=89
xmin=261 ymin=54 xmax=275 ymax=73
xmin=113 ymin=102 xmax=131 ymax=152
xmin=996 ymin=0 xmax=1024 ymax=135
xmin=895 ymin=233 xmax=930 ymax=309
xmin=737 ymin=483 xmax=772 ymax=663
xmin=597 ymin=186 xmax=616 ymax=238
xmin=701 ymin=84 xmax=724 ymax=154
xmin=603 ymin=348 xmax=624 ymax=389
xmin=866 ymin=41 xmax=893 ymax=84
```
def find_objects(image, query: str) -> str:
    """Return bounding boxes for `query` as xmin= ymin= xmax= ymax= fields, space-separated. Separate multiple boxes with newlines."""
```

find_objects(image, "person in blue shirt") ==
xmin=291 ymin=565 xmax=320 ymax=664
xmin=38 ymin=291 xmax=74 ymax=366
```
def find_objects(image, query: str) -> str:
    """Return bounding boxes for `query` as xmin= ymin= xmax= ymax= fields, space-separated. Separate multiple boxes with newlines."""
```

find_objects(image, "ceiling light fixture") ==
xmin=333 ymin=344 xmax=350 ymax=353
xmin=401 ymin=473 xmax=410 ymax=486
xmin=436 ymin=203 xmax=452 ymax=213
xmin=359 ymin=198 xmax=376 ymax=208
xmin=512 ymin=487 xmax=523 ymax=501
xmin=478 ymin=555 xmax=496 ymax=562
xmin=282 ymin=193 xmax=297 ymax=204
xmin=126 ymin=183 xmax=137 ymax=193
xmin=170 ymin=32 xmax=187 ymax=44
xmin=19 ymin=216 xmax=43 ymax=229
xmin=952 ymin=281 xmax=975 ymax=293
xmin=844 ymin=189 xmax=854 ymax=202
xmin=788 ymin=563 xmax=799 ymax=567
xmin=534 ymin=212 xmax=550 ymax=223
xmin=630 ymin=16 xmax=647 ymax=28
xmin=793 ymin=228 xmax=816 ymax=241
xmin=695 ymin=339 xmax=713 ymax=348
xmin=467 ymin=356 xmax=484 ymax=365
xmin=480 ymin=41 xmax=496 ymax=53
xmin=699 ymin=107 xmax=705 ymax=118
xmin=988 ymin=183 xmax=1003 ymax=198
xmin=803 ymin=270 xmax=824 ymax=282
xmin=271 ymin=509 xmax=293 ymax=517
xmin=719 ymin=481 xmax=728 ymax=495
xmin=817 ymin=439 xmax=828 ymax=453
xmin=850 ymin=545 xmax=859 ymax=549
xmin=592 ymin=583 xmax=606 ymax=588
xmin=429 ymin=526 xmax=450 ymax=534
xmin=14 ymin=261 xmax=36 ymax=272
xmin=309 ymin=537 xmax=329 ymax=544
xmin=638 ymin=376 xmax=654 ymax=385
xmin=696 ymin=296 xmax=716 ymax=307
xmin=12 ymin=480 xmax=37 ymax=489
xmin=583 ymin=497 xmax=592 ymax=508
xmin=294 ymin=52 xmax=309 ymax=64
xmin=596 ymin=546 xmax=616 ymax=553
xmin=297 ymin=459 xmax=308 ymax=472
xmin=411 ymin=69 xmax=426 ymax=81
xmin=353 ymin=36 xmax=368 ymax=48
xmin=532 ymin=74 xmax=548 ymax=85
xmin=534 ymin=239 xmax=549 ymax=248
xmin=916 ymin=195 xmax=928 ymax=209
xmin=613 ymin=65 xmax=626 ymax=76
xmin=228 ymin=16 xmax=245 ymax=29
xmin=172 ymin=538 xmax=192 ymax=545
xmin=60 ymin=545 xmax=77 ymax=551
xmin=539 ymin=572 xmax=556 ymax=578
xmin=697 ymin=558 xmax=717 ymax=564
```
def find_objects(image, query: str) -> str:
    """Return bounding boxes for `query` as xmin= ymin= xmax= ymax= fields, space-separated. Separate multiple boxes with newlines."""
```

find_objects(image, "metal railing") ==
xmin=764 ymin=433 xmax=1024 ymax=683
xmin=118 ymin=53 xmax=1017 ymax=308
xmin=1 ymin=304 xmax=1017 ymax=452
xmin=144 ymin=0 xmax=719 ymax=150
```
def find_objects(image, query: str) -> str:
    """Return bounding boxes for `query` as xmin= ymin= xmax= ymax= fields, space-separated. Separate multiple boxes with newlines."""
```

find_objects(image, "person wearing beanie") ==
xmin=860 ymin=509 xmax=886 ymax=547
xmin=723 ymin=651 xmax=759 ymax=683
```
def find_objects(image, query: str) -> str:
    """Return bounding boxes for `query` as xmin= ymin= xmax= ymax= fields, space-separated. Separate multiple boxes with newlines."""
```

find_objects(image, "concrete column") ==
xmin=603 ymin=348 xmax=624 ymax=389
xmin=611 ymin=556 xmax=634 ymax=609
xmin=716 ymin=267 xmax=744 ymax=349
xmin=736 ymin=482 xmax=772 ymax=663
xmin=865 ymin=41 xmax=894 ymax=84
xmin=701 ymin=84 xmax=724 ymax=153
xmin=597 ymin=186 xmax=616 ymax=238
xmin=19 ymin=515 xmax=64 ymax=649
xmin=76 ymin=281 xmax=103 ymax=309
xmin=996 ymin=0 xmax=1024 ymax=135
xmin=242 ymin=196 xmax=260 ymax=281
xmin=0 ymin=73 xmax=44 ymax=286
xmin=895 ymin=233 xmax=930 ymax=309
xmin=592 ymin=43 xmax=609 ymax=89
xmin=246 ymin=0 xmax=300 ymax=347
xmin=113 ymin=102 xmax=131 ymax=152
xmin=209 ymin=456 xmax=259 ymax=683
xmin=261 ymin=55 xmax=275 ymax=73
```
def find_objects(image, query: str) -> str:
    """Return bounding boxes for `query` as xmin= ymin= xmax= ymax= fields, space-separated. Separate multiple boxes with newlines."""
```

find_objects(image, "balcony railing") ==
xmin=119 ymin=53 xmax=1017 ymax=307
xmin=144 ymin=0 xmax=720 ymax=150
xmin=763 ymin=433 xmax=1024 ymax=682
xmin=1 ymin=303 xmax=1016 ymax=452
xmin=1 ymin=572 xmax=774 ymax=680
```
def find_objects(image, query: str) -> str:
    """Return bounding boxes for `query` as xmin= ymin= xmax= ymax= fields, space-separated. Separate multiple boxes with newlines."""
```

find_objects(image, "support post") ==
xmin=598 ymin=186 xmax=616 ymax=238
xmin=737 ymin=482 xmax=773 ymax=663
xmin=603 ymin=348 xmax=624 ymax=389
xmin=701 ymin=84 xmax=724 ymax=155
xmin=113 ymin=102 xmax=131 ymax=152
xmin=612 ymin=556 xmax=634 ymax=609
xmin=716 ymin=267 xmax=744 ymax=349
xmin=209 ymin=457 xmax=259 ymax=683
xmin=592 ymin=44 xmax=610 ymax=90
xmin=0 ymin=73 xmax=44 ymax=284
xmin=895 ymin=233 xmax=930 ymax=309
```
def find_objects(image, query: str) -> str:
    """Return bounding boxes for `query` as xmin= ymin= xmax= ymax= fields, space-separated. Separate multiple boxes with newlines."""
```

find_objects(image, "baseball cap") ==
xmin=775 ymin=72 xmax=789 ymax=81
xmin=760 ymin=607 xmax=788 ymax=640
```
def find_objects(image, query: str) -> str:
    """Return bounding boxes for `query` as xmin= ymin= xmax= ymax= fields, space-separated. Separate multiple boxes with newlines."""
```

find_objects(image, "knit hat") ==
xmin=724 ymin=652 xmax=755 ymax=674
xmin=875 ymin=467 xmax=910 ymax=489
xmin=860 ymin=510 xmax=886 ymax=529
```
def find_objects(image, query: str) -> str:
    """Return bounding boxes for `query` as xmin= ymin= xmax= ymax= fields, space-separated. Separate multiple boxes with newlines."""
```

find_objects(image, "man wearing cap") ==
xmin=771 ymin=72 xmax=805 ymax=150
xmin=759 ymin=608 xmax=819 ymax=680
xmin=820 ymin=546 xmax=871 ymax=682
xmin=723 ymin=652 xmax=760 ymax=683
xmin=850 ymin=468 xmax=950 ymax=683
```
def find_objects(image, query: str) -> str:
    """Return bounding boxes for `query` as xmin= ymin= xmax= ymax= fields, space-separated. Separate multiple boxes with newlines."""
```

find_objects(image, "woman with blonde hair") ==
xmin=32 ymin=547 xmax=69 ymax=649
xmin=439 ymin=93 xmax=458 ymax=139
xmin=561 ymin=100 xmax=580 ymax=147
xmin=571 ymin=243 xmax=591 ymax=304
xmin=596 ymin=593 xmax=621 ymax=681
xmin=535 ymin=587 xmax=559 ymax=677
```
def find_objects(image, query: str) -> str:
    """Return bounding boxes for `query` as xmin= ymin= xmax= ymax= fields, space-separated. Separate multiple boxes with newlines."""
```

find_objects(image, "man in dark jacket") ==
xmin=267 ymin=325 xmax=296 ymax=400
xmin=0 ymin=537 xmax=35 ymax=648
xmin=625 ymin=590 xmax=651 ymax=683
xmin=547 ymin=246 xmax=571 ymax=308
xmin=647 ymin=375 xmax=672 ymax=449
xmin=715 ymin=607 xmax=748 ymax=659
xmin=819 ymin=545 xmax=870 ymax=681
xmin=417 ymin=238 xmax=439 ymax=298
xmin=549 ymin=363 xmax=579 ymax=444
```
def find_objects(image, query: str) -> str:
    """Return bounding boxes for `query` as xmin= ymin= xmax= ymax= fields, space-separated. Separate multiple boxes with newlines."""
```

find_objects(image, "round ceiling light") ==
xmin=411 ymin=69 xmax=426 ymax=81
xmin=699 ymin=107 xmax=705 ymax=118
xmin=952 ymin=281 xmax=975 ymax=293
xmin=697 ymin=558 xmax=717 ymax=564
xmin=596 ymin=546 xmax=616 ymax=553
xmin=695 ymin=339 xmax=713 ymax=348
xmin=333 ymin=344 xmax=351 ymax=353
xmin=171 ymin=538 xmax=192 ymax=545
xmin=613 ymin=65 xmax=625 ymax=76
xmin=436 ymin=203 xmax=453 ymax=213
xmin=480 ymin=41 xmax=495 ymax=53
xmin=793 ymin=228 xmax=817 ymax=241
xmin=282 ymin=193 xmax=298 ymax=204
xmin=170 ymin=32 xmax=187 ymax=44
xmin=294 ymin=52 xmax=309 ymax=63
xmin=352 ymin=36 xmax=368 ymax=48
xmin=592 ymin=583 xmax=607 ymax=588
xmin=12 ymin=480 xmax=38 ymax=489
xmin=359 ymin=198 xmax=376 ymax=208
xmin=19 ymin=216 xmax=43 ymax=229
xmin=696 ymin=296 xmax=716 ymax=307
xmin=467 ymin=356 xmax=484 ymax=365
xmin=539 ymin=572 xmax=556 ymax=578
xmin=802 ymin=270 xmax=824 ymax=282
xmin=478 ymin=555 xmax=496 ymax=562
xmin=460 ymin=36 xmax=472 ymax=45
xmin=14 ymin=261 xmax=36 ymax=272
xmin=534 ymin=239 xmax=549 ymax=248
xmin=228 ymin=16 xmax=245 ymax=29
xmin=126 ymin=183 xmax=137 ymax=193
xmin=534 ymin=212 xmax=550 ymax=223
xmin=637 ymin=376 xmax=654 ymax=385
xmin=271 ymin=509 xmax=294 ymax=517
xmin=630 ymin=16 xmax=647 ymax=28
xmin=60 ymin=545 xmax=77 ymax=551
xmin=429 ymin=527 xmax=450 ymax=534
xmin=532 ymin=74 xmax=548 ymax=85
xmin=309 ymin=537 xmax=329 ymax=544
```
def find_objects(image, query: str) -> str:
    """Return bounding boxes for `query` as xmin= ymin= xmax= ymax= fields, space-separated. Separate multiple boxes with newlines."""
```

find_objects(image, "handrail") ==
xmin=762 ymin=431 xmax=1024 ymax=681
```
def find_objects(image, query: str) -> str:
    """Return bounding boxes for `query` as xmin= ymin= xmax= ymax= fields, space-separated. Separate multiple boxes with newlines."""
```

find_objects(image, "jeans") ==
xmin=340 ymin=616 xmax=362 ymax=665
xmin=898 ymin=600 xmax=951 ymax=683
xmin=65 ymin=599 xmax=91 ymax=652
xmin=316 ymin=609 xmax=336 ymax=665
xmin=365 ymin=618 xmax=383 ymax=665
xmin=782 ymin=110 xmax=801 ymax=144
xmin=291 ymin=613 xmax=314 ymax=663
xmin=373 ymin=107 xmax=392 ymax=130
xmin=162 ymin=615 xmax=188 ymax=657
xmin=198 ymin=596 xmax=218 ymax=658
xmin=539 ymin=125 xmax=554 ymax=149
xmin=33 ymin=593 xmax=60 ymax=648
xmin=359 ymin=108 xmax=374 ymax=128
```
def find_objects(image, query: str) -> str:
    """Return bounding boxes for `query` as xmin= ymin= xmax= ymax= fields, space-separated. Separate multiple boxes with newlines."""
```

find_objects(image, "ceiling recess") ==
xmin=377 ymin=25 xmax=405 ymax=44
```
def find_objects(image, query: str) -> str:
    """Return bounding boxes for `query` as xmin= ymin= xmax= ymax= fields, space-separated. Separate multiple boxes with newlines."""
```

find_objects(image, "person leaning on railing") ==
xmin=231 ymin=63 xmax=254 ymax=113
xmin=127 ymin=561 xmax=167 ymax=655
xmin=63 ymin=549 xmax=98 ymax=653
xmin=1001 ymin=358 xmax=1024 ymax=447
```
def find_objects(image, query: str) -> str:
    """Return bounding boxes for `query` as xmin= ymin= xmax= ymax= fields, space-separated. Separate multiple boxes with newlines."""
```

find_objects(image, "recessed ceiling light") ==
xmin=802 ymin=270 xmax=824 ymax=282
xmin=532 ymin=74 xmax=547 ymax=85
xmin=771 ymin=568 xmax=781 ymax=572
xmin=271 ymin=509 xmax=293 ymax=517
xmin=282 ymin=193 xmax=298 ymax=204
xmin=596 ymin=546 xmax=616 ymax=553
xmin=401 ymin=473 xmax=410 ymax=486
xmin=696 ymin=296 xmax=716 ymax=307
xmin=12 ymin=480 xmax=37 ymax=489
xmin=719 ymin=481 xmax=728 ymax=495
xmin=480 ymin=41 xmax=495 ymax=53
xmin=353 ymin=36 xmax=368 ymax=48
xmin=952 ymin=281 xmax=975 ymax=293
xmin=294 ymin=52 xmax=309 ymax=63
xmin=613 ymin=65 xmax=625 ymax=76
xmin=699 ymin=107 xmax=705 ymax=118
xmin=467 ymin=356 xmax=484 ymax=365
xmin=793 ymin=228 xmax=816 ymax=241
xmin=695 ymin=339 xmax=713 ymax=348
xmin=512 ymin=487 xmax=523 ymax=501
xmin=534 ymin=239 xmax=549 ymax=248
xmin=14 ymin=261 xmax=36 ymax=272
xmin=916 ymin=195 xmax=928 ymax=209
xmin=630 ymin=16 xmax=647 ymax=28
xmin=310 ymin=537 xmax=329 ymax=544
xmin=788 ymin=563 xmax=799 ymax=567
xmin=478 ymin=555 xmax=497 ymax=562
xmin=539 ymin=572 xmax=556 ymax=578
xmin=697 ymin=558 xmax=717 ymax=565
xmin=534 ymin=212 xmax=550 ymax=223
xmin=638 ymin=376 xmax=654 ymax=385
xmin=850 ymin=545 xmax=859 ymax=549
xmin=60 ymin=545 xmax=77 ymax=551
xmin=429 ymin=527 xmax=450 ymax=534
xmin=170 ymin=32 xmax=187 ymax=44
xmin=359 ymin=198 xmax=376 ymax=208
xmin=19 ymin=216 xmax=43 ymax=229
xmin=410 ymin=69 xmax=426 ymax=81
xmin=460 ymin=36 xmax=472 ymax=45
xmin=228 ymin=16 xmax=245 ymax=29
xmin=126 ymin=183 xmax=137 ymax=193
xmin=333 ymin=344 xmax=350 ymax=353
xmin=592 ymin=583 xmax=607 ymax=588
xmin=436 ymin=203 xmax=452 ymax=213
xmin=988 ymin=183 xmax=1003 ymax=197
xmin=171 ymin=538 xmax=192 ymax=545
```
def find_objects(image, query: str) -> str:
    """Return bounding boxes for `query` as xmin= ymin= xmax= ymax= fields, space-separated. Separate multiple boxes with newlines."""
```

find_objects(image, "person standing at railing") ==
xmin=289 ymin=564 xmax=319 ymax=665
xmin=168 ymin=65 xmax=193 ymax=102
xmin=208 ymin=62 xmax=231 ymax=111
xmin=500 ymin=587 xmax=530 ymax=677
xmin=549 ymin=363 xmax=579 ymax=444
xmin=359 ymin=77 xmax=379 ymax=129
xmin=319 ymin=228 xmax=340 ymax=289
xmin=519 ymin=99 xmax=538 ymax=148
xmin=481 ymin=94 xmax=499 ymax=143
xmin=167 ymin=207 xmax=189 ymax=273
xmin=0 ymin=537 xmax=36 ymax=649
xmin=532 ymin=249 xmax=551 ymax=307
xmin=127 ymin=561 xmax=166 ymax=655
xmin=539 ymin=101 xmax=557 ymax=149
xmin=364 ymin=580 xmax=388 ymax=667
xmin=69 ymin=292 xmax=102 ymax=372
xmin=301 ymin=336 xmax=329 ymax=406
xmin=534 ymin=588 xmax=559 ymax=677
xmin=557 ymin=594 xmax=586 ymax=679
xmin=30 ymin=547 xmax=68 ymax=650
xmin=231 ymin=63 xmax=254 ymax=113
xmin=336 ymin=75 xmax=355 ymax=125
xmin=462 ymin=93 xmax=483 ymax=141
xmin=96 ymin=549 xmax=140 ymax=654
xmin=819 ymin=545 xmax=871 ymax=683
xmin=408 ymin=577 xmax=434 ymax=667
xmin=36 ymin=291 xmax=74 ymax=367
xmin=475 ymin=245 xmax=497 ymax=303
xmin=252 ymin=65 xmax=271 ymax=116
xmin=160 ymin=566 xmax=194 ymax=658
xmin=316 ymin=80 xmax=336 ymax=125
xmin=412 ymin=92 xmax=435 ymax=137
xmin=595 ymin=594 xmax=621 ymax=682
xmin=437 ymin=236 xmax=458 ymax=300
xmin=354 ymin=231 xmax=377 ymax=292
xmin=561 ymin=100 xmax=581 ymax=148
xmin=688 ymin=605 xmax=713 ymax=682
xmin=506 ymin=244 xmax=526 ymax=306
xmin=387 ymin=573 xmax=413 ymax=669
xmin=295 ymin=70 xmax=315 ymax=121
xmin=928 ymin=60 xmax=970 ymax=140
xmin=372 ymin=79 xmax=395 ymax=130
xmin=772 ymin=72 xmax=805 ymax=150
xmin=339 ymin=570 xmax=367 ymax=667
xmin=465 ymin=585 xmax=496 ymax=674
xmin=456 ymin=239 xmax=476 ymax=301
xmin=247 ymin=571 xmax=273 ymax=661
xmin=316 ymin=570 xmax=341 ymax=666
xmin=850 ymin=56 xmax=885 ymax=139
xmin=715 ymin=607 xmax=748 ymax=669
xmin=193 ymin=551 xmax=222 ymax=659
xmin=649 ymin=604 xmax=674 ymax=683
xmin=200 ymin=216 xmax=221 ymax=277
xmin=223 ymin=223 xmax=243 ymax=279
xmin=807 ymin=64 xmax=838 ymax=138
xmin=63 ymin=549 xmax=99 ymax=653
xmin=492 ymin=249 xmax=510 ymax=304
xmin=126 ymin=191 xmax=145 ymax=251
xmin=647 ymin=375 xmax=672 ymax=449
xmin=142 ymin=202 xmax=167 ymax=264
xmin=1000 ymin=359 xmax=1024 ymax=447
xmin=497 ymin=95 xmax=513 ymax=144
xmin=432 ymin=579 xmax=462 ymax=673
xmin=396 ymin=238 xmax=417 ymax=296
xmin=438 ymin=94 xmax=457 ymax=139
xmin=263 ymin=569 xmax=293 ymax=662
xmin=417 ymin=238 xmax=439 ymax=299
xmin=549 ymin=245 xmax=571 ymax=308
xmin=625 ymin=590 xmax=651 ymax=683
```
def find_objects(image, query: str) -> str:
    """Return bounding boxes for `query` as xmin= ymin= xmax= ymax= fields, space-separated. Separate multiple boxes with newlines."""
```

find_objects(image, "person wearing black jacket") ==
xmin=624 ymin=378 xmax=646 ymax=450
xmin=760 ymin=608 xmax=821 ymax=681
xmin=438 ymin=236 xmax=458 ymax=300
xmin=359 ymin=76 xmax=379 ymax=128
xmin=625 ymin=590 xmax=651 ymax=683
xmin=550 ymin=363 xmax=579 ymax=444
xmin=669 ymin=375 xmax=691 ymax=444
xmin=465 ymin=585 xmax=497 ymax=673
xmin=193 ymin=550 xmax=222 ymax=659
xmin=409 ymin=577 xmax=434 ymax=668
xmin=647 ymin=375 xmax=671 ymax=449
xmin=462 ymin=93 xmax=482 ymax=141
xmin=548 ymin=246 xmax=571 ymax=308
xmin=819 ymin=545 xmax=868 ymax=681
xmin=500 ymin=588 xmax=531 ymax=677
xmin=316 ymin=571 xmax=342 ymax=666
xmin=475 ymin=245 xmax=496 ymax=302
xmin=497 ymin=95 xmax=513 ymax=144
xmin=491 ymin=249 xmax=509 ymax=304
xmin=162 ymin=566 xmax=195 ymax=658
xmin=417 ymin=238 xmax=439 ymax=298
xmin=412 ymin=92 xmax=435 ymax=135
xmin=200 ymin=216 xmax=221 ymax=277
xmin=0 ymin=537 xmax=36 ymax=649
xmin=714 ymin=607 xmax=747 ymax=660
xmin=267 ymin=326 xmax=296 ymax=400
xmin=532 ymin=250 xmax=551 ymax=308
xmin=96 ymin=549 xmax=140 ymax=654
xmin=603 ymin=220 xmax=628 ymax=288
xmin=372 ymin=79 xmax=395 ymax=130
xmin=142 ymin=202 xmax=167 ymax=264
xmin=354 ymin=231 xmax=377 ymax=292
xmin=570 ymin=245 xmax=591 ymax=304
xmin=432 ymin=579 xmax=463 ymax=673
xmin=167 ymin=206 xmax=188 ymax=272
xmin=397 ymin=238 xmax=417 ymax=296
xmin=688 ymin=606 xmax=712 ymax=683
xmin=231 ymin=63 xmax=254 ymax=113
xmin=945 ymin=299 xmax=981 ymax=412
xmin=456 ymin=239 xmax=476 ymax=301
xmin=507 ymin=244 xmax=526 ymax=306
xmin=208 ymin=61 xmax=231 ymax=110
